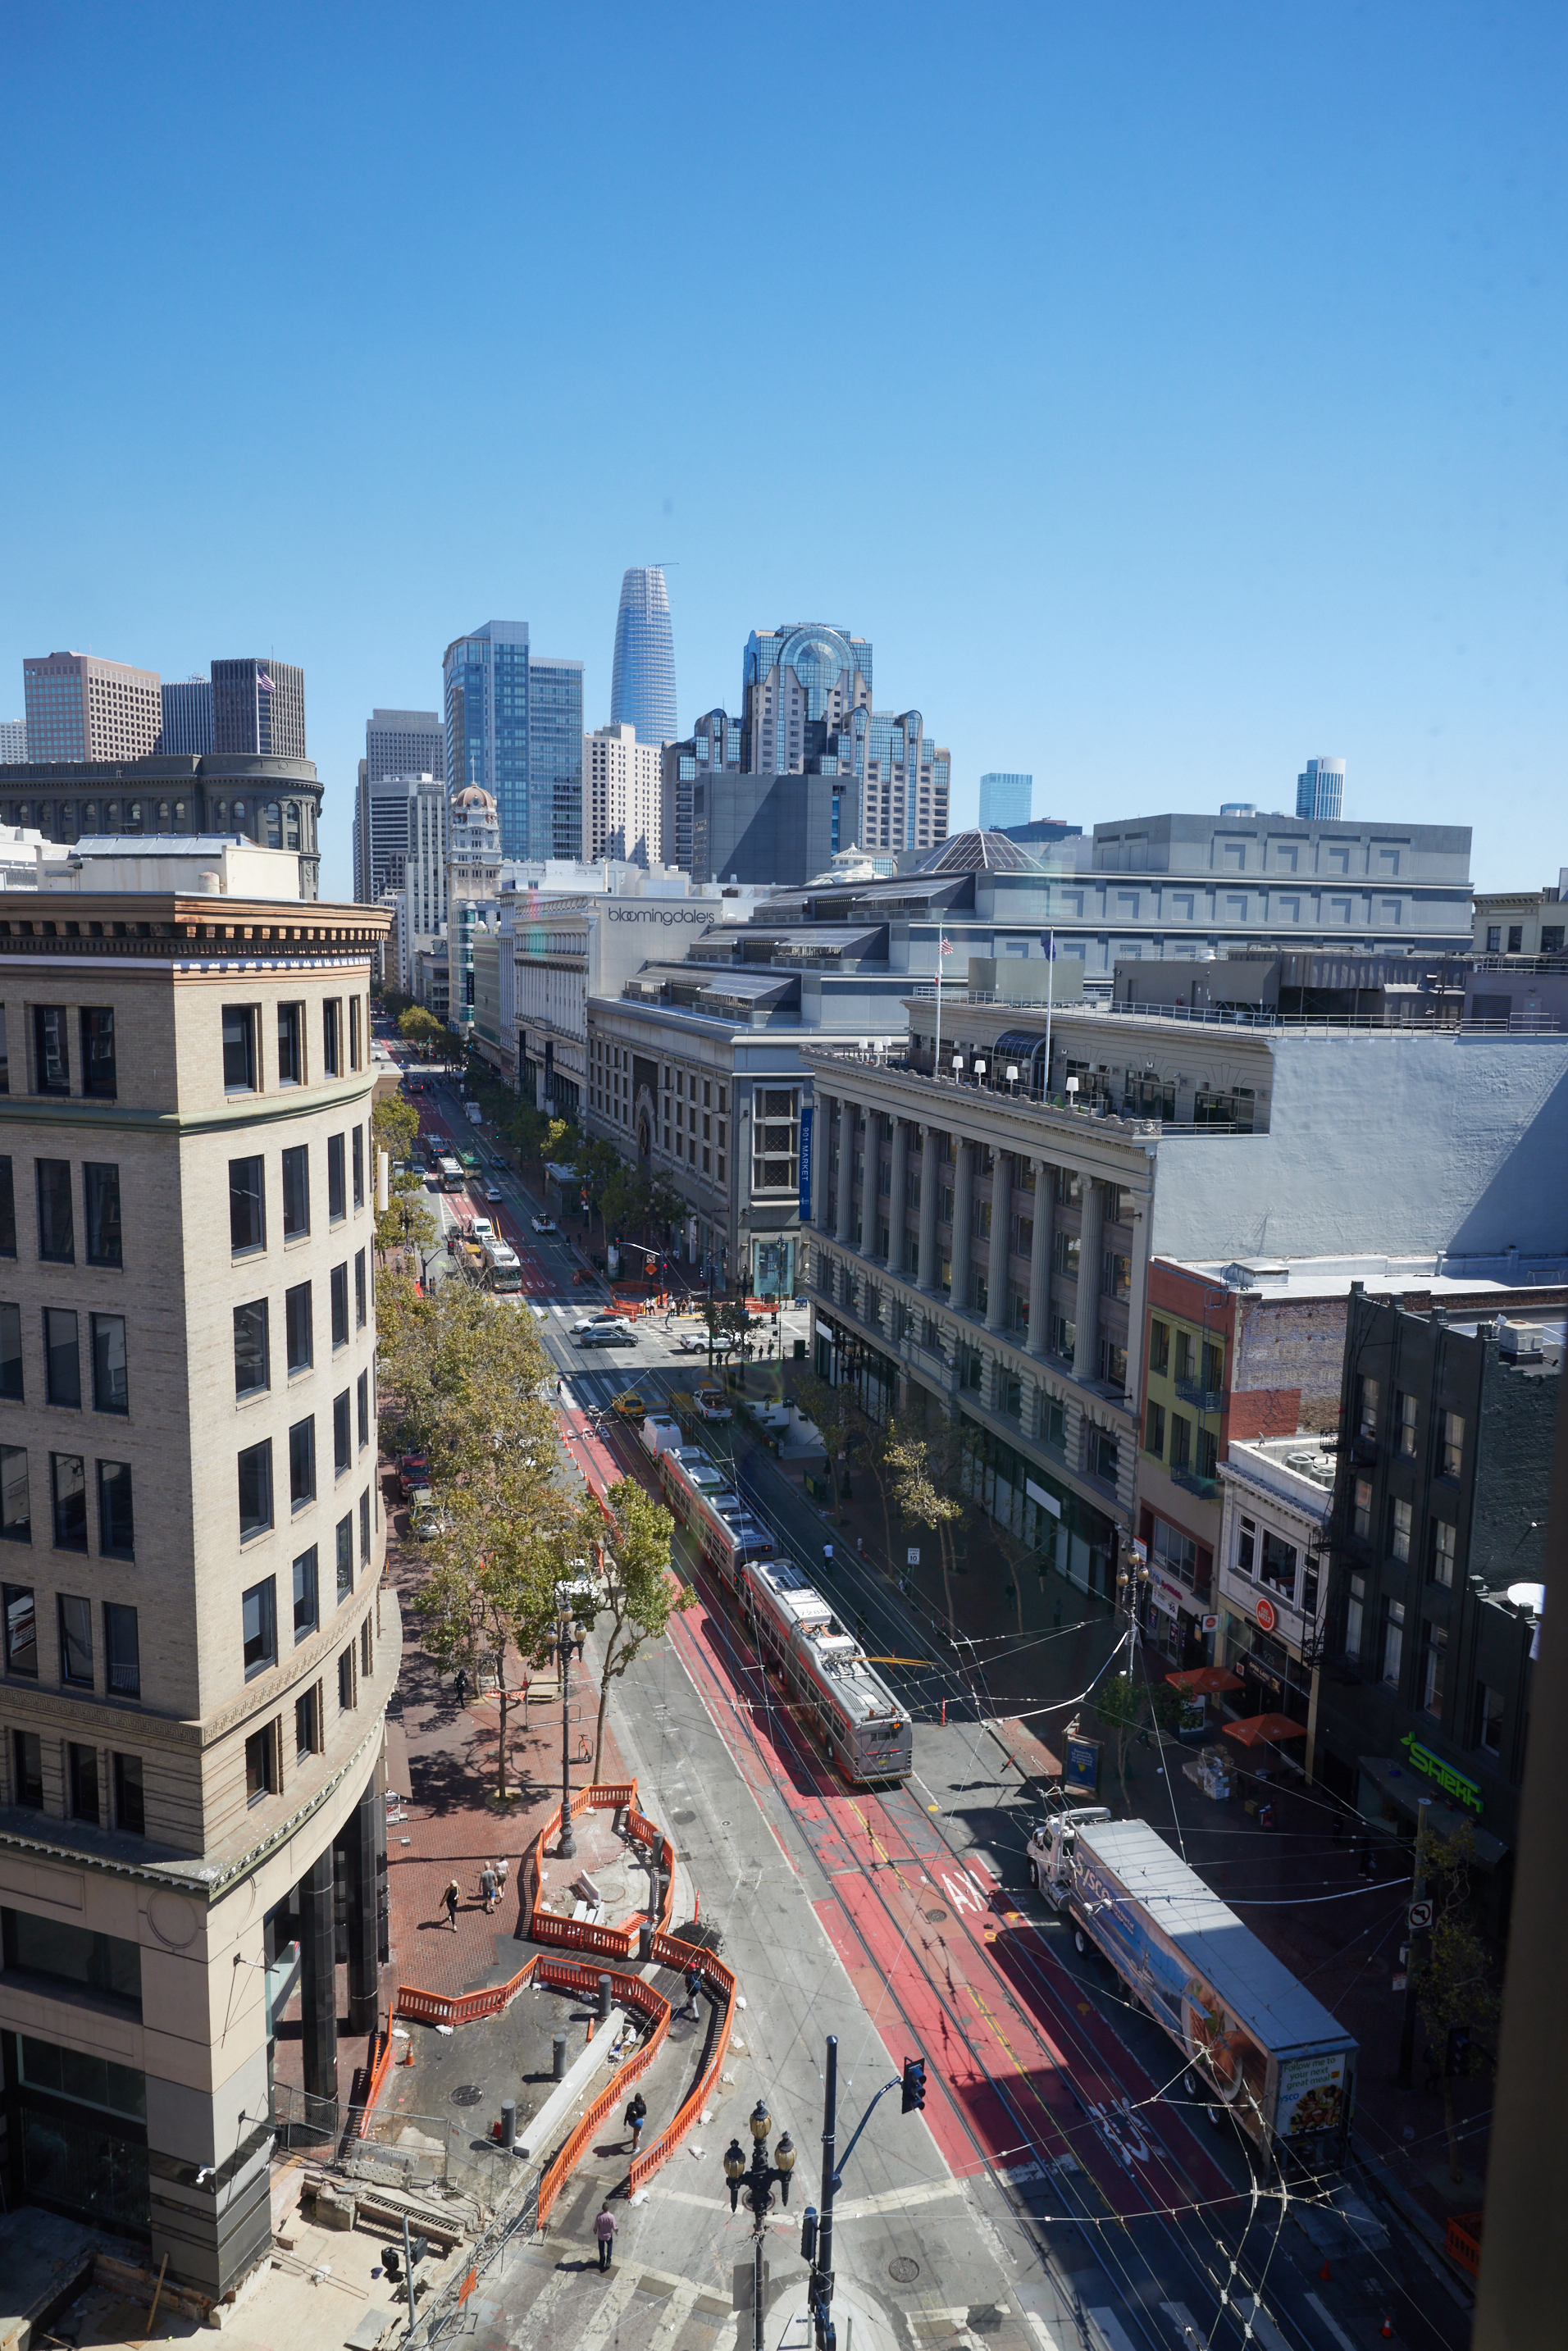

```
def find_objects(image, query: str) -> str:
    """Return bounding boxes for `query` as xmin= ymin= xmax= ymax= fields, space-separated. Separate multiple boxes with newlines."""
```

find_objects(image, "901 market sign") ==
xmin=1400 ymin=1732 xmax=1484 ymax=1816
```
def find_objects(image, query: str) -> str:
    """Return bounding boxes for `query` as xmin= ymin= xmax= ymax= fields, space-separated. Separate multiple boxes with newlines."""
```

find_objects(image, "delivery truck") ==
xmin=1027 ymin=1810 xmax=1356 ymax=2170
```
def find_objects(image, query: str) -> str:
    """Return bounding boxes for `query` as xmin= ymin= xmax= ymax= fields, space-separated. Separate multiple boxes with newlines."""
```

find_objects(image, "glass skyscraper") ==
xmin=1296 ymin=758 xmax=1346 ymax=822
xmin=442 ymin=620 xmax=584 ymax=861
xmin=978 ymin=772 xmax=1032 ymax=830
xmin=609 ymin=567 xmax=677 ymax=748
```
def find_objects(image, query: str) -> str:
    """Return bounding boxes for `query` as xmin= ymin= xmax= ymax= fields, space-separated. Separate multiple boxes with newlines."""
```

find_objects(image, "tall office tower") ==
xmin=739 ymin=624 xmax=949 ymax=855
xmin=0 ymin=719 xmax=25 ymax=763
xmin=741 ymin=622 xmax=873 ymax=775
xmin=366 ymin=706 xmax=444 ymax=785
xmin=662 ymin=708 xmax=744 ymax=874
xmin=586 ymin=722 xmax=662 ymax=866
xmin=978 ymin=772 xmax=1032 ymax=830
xmin=405 ymin=774 xmax=449 ymax=940
xmin=211 ymin=658 xmax=307 ymax=759
xmin=0 ymin=877 xmax=392 ymax=2294
xmin=159 ymin=676 xmax=213 ymax=756
xmin=354 ymin=710 xmax=445 ymax=903
xmin=23 ymin=651 xmax=162 ymax=763
xmin=1296 ymin=757 xmax=1345 ymax=822
xmin=609 ymin=567 xmax=678 ymax=750
xmin=442 ymin=620 xmax=584 ymax=862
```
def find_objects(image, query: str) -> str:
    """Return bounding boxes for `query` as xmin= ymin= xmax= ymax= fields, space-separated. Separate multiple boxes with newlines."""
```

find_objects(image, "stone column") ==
xmin=299 ymin=1847 xmax=339 ymax=2105
xmin=917 ymin=1125 xmax=940 ymax=1292
xmin=986 ymin=1148 xmax=1011 ymax=1333
xmin=1028 ymin=1159 xmax=1054 ymax=1357
xmin=861 ymin=1109 xmax=882 ymax=1256
xmin=887 ymin=1115 xmax=909 ymax=1272
xmin=344 ymin=1777 xmax=382 ymax=2034
xmin=834 ymin=1098 xmax=856 ymax=1246
xmin=1073 ymin=1178 xmax=1105 ymax=1383
xmin=950 ymin=1138 xmax=975 ymax=1311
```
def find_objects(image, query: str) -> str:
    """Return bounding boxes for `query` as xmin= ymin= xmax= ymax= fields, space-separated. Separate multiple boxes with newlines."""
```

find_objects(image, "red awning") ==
xmin=1222 ymin=1711 xmax=1309 ymax=1748
xmin=1165 ymin=1666 xmax=1244 ymax=1697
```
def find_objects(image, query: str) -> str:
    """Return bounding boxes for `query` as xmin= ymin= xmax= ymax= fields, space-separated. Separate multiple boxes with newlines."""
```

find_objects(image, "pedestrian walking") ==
xmin=822 ymin=1542 xmax=835 ymax=1570
xmin=495 ymin=1854 xmax=510 ymax=1900
xmin=480 ymin=1862 xmax=498 ymax=1915
xmin=624 ymin=2090 xmax=648 ymax=2153
xmin=454 ymin=1667 xmax=469 ymax=1707
xmin=595 ymin=2203 xmax=618 ymax=2272
xmin=682 ymin=1964 xmax=702 ymax=2021
xmin=443 ymin=1879 xmax=461 ymax=1932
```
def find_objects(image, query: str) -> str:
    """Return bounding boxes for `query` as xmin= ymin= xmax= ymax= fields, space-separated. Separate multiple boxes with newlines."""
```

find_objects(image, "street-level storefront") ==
xmin=1138 ymin=1507 xmax=1214 ymax=1665
xmin=751 ymin=1232 xmax=796 ymax=1300
xmin=957 ymin=1415 xmax=1119 ymax=1600
xmin=1223 ymin=1611 xmax=1313 ymax=1725
xmin=816 ymin=1310 xmax=900 ymax=1424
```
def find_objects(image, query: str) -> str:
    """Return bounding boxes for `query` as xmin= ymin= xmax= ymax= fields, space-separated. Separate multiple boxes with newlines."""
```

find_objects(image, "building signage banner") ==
xmin=1399 ymin=1732 xmax=1484 ymax=1816
xmin=798 ymin=1104 xmax=814 ymax=1223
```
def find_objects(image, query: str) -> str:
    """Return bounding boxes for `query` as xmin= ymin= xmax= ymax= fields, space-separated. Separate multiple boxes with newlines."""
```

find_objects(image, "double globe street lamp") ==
xmin=724 ymin=2099 xmax=795 ymax=2351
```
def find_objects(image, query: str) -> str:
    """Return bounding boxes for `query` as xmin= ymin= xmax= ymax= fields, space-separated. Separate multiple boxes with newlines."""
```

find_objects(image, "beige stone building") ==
xmin=0 ymin=882 xmax=394 ymax=2294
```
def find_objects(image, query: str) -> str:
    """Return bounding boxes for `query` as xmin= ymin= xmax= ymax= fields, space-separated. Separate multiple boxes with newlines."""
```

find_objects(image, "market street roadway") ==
xmin=390 ymin=1059 xmax=1470 ymax=2351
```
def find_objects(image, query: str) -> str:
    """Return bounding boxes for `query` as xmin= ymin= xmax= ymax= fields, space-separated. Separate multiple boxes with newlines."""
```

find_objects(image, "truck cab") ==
xmin=1026 ymin=1807 xmax=1112 ymax=1903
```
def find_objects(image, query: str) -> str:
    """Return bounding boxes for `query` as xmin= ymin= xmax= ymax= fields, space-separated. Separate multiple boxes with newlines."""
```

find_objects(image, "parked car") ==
xmin=693 ymin=1387 xmax=733 ymax=1422
xmin=576 ymin=1324 xmax=637 ymax=1348
xmin=531 ymin=1214 xmax=557 ymax=1233
xmin=397 ymin=1450 xmax=430 ymax=1498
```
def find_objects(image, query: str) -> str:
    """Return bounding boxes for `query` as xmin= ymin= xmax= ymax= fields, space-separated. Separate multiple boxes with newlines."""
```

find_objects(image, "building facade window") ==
xmin=241 ymin=1579 xmax=276 ymax=1680
xmin=84 ymin=1165 xmax=121 ymax=1266
xmin=98 ymin=1463 xmax=134 ymax=1560
xmin=37 ymin=1162 xmax=74 ymax=1263
xmin=238 ymin=1439 xmax=273 ymax=1539
xmin=234 ymin=1300 xmax=270 ymax=1396
xmin=229 ymin=1157 xmax=266 ymax=1255
xmin=222 ymin=1006 xmax=258 ymax=1094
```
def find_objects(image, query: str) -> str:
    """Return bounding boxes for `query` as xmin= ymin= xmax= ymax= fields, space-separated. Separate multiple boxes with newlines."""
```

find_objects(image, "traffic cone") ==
xmin=1380 ymin=2321 xmax=1393 ymax=2340
xmin=1318 ymin=2262 xmax=1332 ymax=2281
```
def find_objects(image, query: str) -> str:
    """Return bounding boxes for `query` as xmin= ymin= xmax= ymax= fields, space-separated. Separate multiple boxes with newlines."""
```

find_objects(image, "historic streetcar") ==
xmin=657 ymin=1444 xmax=914 ymax=1786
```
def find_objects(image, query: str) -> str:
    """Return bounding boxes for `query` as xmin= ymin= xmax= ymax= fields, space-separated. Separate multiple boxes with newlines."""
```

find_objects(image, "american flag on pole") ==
xmin=939 ymin=934 xmax=952 ymax=956
xmin=257 ymin=670 xmax=275 ymax=690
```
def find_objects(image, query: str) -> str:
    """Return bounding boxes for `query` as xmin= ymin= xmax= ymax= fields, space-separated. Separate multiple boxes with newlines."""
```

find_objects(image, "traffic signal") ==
xmin=901 ymin=2057 xmax=927 ymax=2113
xmin=800 ymin=2204 xmax=818 ymax=2261
xmin=1446 ymin=2025 xmax=1471 ymax=2079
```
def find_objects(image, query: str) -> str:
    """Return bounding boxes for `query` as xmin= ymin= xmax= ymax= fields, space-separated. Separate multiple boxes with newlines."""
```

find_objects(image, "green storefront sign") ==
xmin=1399 ymin=1732 xmax=1484 ymax=1815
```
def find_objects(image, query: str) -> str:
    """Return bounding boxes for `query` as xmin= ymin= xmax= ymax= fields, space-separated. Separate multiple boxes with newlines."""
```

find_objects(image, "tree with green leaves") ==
xmin=398 ymin=1004 xmax=447 ymax=1055
xmin=1092 ymin=1657 xmax=1185 ymax=1810
xmin=416 ymin=1472 xmax=572 ymax=1802
xmin=882 ymin=1420 xmax=967 ymax=1620
xmin=1413 ymin=1821 xmax=1501 ymax=2184
xmin=572 ymin=1479 xmax=688 ymax=1778
xmin=703 ymin=1294 xmax=752 ymax=1369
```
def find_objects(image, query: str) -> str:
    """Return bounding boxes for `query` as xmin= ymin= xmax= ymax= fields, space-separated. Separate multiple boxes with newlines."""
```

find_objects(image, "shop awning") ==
xmin=1166 ymin=1666 xmax=1244 ymax=1697
xmin=1223 ymin=1711 xmax=1309 ymax=1748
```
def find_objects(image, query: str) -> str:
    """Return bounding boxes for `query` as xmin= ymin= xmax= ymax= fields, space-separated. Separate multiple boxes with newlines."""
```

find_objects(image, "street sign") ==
xmin=1201 ymin=1615 xmax=1219 ymax=1634
xmin=1409 ymin=1898 xmax=1434 ymax=1930
xmin=1255 ymin=1597 xmax=1278 ymax=1634
xmin=906 ymin=1548 xmax=921 ymax=1567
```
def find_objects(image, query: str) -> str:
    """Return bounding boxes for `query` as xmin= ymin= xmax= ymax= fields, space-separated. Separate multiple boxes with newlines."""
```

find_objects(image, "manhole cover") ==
xmin=889 ymin=2258 xmax=920 ymax=2285
xmin=449 ymin=2085 xmax=484 ymax=2107
xmin=672 ymin=1809 xmax=697 ymax=1824
xmin=924 ymin=1907 xmax=948 ymax=1923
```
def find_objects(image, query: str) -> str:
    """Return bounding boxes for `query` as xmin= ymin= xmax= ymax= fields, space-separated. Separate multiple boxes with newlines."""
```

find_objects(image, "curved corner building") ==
xmin=609 ymin=567 xmax=678 ymax=749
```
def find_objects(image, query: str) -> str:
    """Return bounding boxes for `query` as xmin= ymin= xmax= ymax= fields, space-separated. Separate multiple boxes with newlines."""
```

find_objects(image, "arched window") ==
xmin=265 ymin=802 xmax=281 ymax=850
xmin=127 ymin=802 xmax=143 ymax=832
xmin=157 ymin=800 xmax=170 ymax=825
xmin=16 ymin=804 xmax=29 ymax=826
xmin=174 ymin=799 xmax=187 ymax=826
xmin=107 ymin=801 xmax=120 ymax=831
xmin=233 ymin=800 xmax=246 ymax=826
xmin=83 ymin=804 xmax=98 ymax=832
xmin=215 ymin=800 xmax=228 ymax=825
xmin=285 ymin=803 xmax=300 ymax=850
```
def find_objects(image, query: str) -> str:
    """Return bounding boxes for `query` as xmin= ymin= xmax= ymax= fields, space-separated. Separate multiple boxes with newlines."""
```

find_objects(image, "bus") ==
xmin=437 ymin=1155 xmax=465 ymax=1191
xmin=458 ymin=1147 xmax=480 ymax=1175
xmin=481 ymin=1237 xmax=522 ymax=1293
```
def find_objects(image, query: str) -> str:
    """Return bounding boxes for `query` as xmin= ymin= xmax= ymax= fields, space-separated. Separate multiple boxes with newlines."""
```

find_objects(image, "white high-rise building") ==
xmin=0 ymin=719 xmax=25 ymax=763
xmin=586 ymin=722 xmax=662 ymax=868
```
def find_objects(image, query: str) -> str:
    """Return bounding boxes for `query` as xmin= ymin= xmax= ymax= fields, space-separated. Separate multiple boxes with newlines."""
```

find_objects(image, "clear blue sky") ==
xmin=2 ymin=2 xmax=1561 ymax=898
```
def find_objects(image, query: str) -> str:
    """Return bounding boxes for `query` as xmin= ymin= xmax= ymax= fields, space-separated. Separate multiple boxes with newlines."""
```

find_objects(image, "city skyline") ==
xmin=1 ymin=8 xmax=1559 ymax=904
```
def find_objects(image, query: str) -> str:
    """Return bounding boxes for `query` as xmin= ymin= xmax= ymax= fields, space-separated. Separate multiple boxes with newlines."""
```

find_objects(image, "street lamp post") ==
xmin=723 ymin=2099 xmax=795 ymax=2351
xmin=556 ymin=1612 xmax=577 ymax=1860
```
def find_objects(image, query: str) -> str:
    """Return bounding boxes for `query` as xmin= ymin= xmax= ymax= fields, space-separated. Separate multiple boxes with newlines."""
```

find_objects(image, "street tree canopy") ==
xmin=572 ymin=1478 xmax=687 ymax=1778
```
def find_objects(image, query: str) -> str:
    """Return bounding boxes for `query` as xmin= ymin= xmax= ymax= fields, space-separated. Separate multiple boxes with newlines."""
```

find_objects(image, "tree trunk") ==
xmin=1442 ymin=2072 xmax=1463 ymax=2185
xmin=495 ymin=1674 xmax=510 ymax=1801
xmin=593 ymin=1640 xmax=617 ymax=1782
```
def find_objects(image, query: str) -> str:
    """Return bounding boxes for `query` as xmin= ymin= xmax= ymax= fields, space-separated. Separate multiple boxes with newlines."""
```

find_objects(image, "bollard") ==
xmin=500 ymin=2098 xmax=516 ymax=2151
xmin=638 ymin=1922 xmax=654 ymax=1963
xmin=552 ymin=2032 xmax=568 ymax=2081
xmin=597 ymin=1972 xmax=613 ymax=2024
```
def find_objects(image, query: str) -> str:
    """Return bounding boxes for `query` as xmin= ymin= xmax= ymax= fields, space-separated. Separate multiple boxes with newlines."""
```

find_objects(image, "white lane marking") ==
xmin=1303 ymin=2296 xmax=1360 ymax=2351
xmin=1086 ymin=2311 xmax=1142 ymax=2351
xmin=573 ymin=2260 xmax=646 ymax=2346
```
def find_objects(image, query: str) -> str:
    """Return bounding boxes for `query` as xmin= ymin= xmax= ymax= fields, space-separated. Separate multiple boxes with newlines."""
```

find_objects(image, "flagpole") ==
xmin=1044 ymin=928 xmax=1054 ymax=1102
xmin=933 ymin=932 xmax=945 ymax=1080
